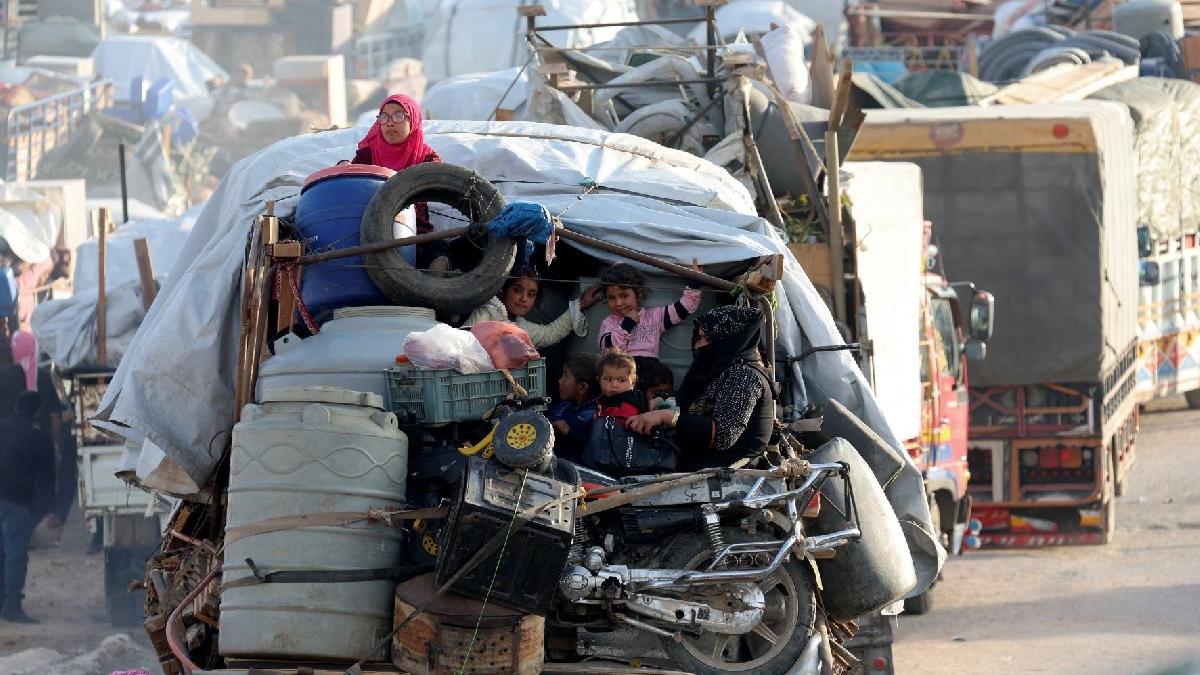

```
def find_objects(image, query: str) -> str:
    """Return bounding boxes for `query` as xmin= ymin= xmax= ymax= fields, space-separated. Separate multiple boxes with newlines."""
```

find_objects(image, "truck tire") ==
xmin=104 ymin=545 xmax=151 ymax=626
xmin=360 ymin=163 xmax=515 ymax=315
xmin=903 ymin=496 xmax=939 ymax=615
xmin=1185 ymin=388 xmax=1200 ymax=410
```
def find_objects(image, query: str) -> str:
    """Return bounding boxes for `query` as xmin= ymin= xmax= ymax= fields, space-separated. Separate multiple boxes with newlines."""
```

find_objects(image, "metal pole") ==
xmin=118 ymin=142 xmax=128 ymax=223
xmin=555 ymin=226 xmax=738 ymax=293
xmin=705 ymin=3 xmax=717 ymax=101
xmin=96 ymin=208 xmax=109 ymax=367
xmin=534 ymin=16 xmax=709 ymax=31
xmin=296 ymin=225 xmax=471 ymax=266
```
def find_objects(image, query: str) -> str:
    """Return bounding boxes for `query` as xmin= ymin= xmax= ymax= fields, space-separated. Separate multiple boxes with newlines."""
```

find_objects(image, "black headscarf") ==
xmin=676 ymin=305 xmax=764 ymax=411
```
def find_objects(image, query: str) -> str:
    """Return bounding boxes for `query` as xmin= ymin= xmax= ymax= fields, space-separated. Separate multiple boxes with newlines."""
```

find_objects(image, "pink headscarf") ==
xmin=11 ymin=329 xmax=36 ymax=390
xmin=357 ymin=93 xmax=436 ymax=171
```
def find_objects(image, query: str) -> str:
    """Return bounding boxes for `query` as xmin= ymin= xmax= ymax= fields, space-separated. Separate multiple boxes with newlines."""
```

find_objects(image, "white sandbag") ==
xmin=760 ymin=25 xmax=811 ymax=105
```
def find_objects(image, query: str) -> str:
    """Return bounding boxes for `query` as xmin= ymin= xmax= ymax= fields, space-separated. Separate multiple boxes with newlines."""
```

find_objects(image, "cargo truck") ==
xmin=852 ymin=101 xmax=1140 ymax=545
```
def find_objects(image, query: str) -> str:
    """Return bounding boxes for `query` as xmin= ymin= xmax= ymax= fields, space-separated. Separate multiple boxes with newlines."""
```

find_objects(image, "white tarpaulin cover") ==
xmin=0 ymin=182 xmax=60 ymax=264
xmin=90 ymin=35 xmax=227 ymax=102
xmin=422 ymin=0 xmax=638 ymax=82
xmin=688 ymin=1 xmax=816 ymax=43
xmin=422 ymin=67 xmax=529 ymax=121
xmin=95 ymin=119 xmax=942 ymax=591
xmin=32 ymin=205 xmax=201 ymax=374
xmin=844 ymin=162 xmax=924 ymax=444
xmin=74 ymin=204 xmax=202 ymax=293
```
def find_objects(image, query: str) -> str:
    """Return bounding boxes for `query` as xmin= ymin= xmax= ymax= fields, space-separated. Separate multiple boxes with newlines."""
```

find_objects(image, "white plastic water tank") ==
xmin=256 ymin=306 xmax=438 ymax=401
xmin=1114 ymin=0 xmax=1185 ymax=41
xmin=220 ymin=387 xmax=408 ymax=661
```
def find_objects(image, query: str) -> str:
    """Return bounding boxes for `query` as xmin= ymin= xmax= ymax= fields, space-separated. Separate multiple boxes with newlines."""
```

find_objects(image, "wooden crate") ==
xmin=788 ymin=242 xmax=834 ymax=297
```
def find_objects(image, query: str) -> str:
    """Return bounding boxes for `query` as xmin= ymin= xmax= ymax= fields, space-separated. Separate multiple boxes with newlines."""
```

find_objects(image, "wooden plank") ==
xmin=133 ymin=238 xmax=156 ymax=311
xmin=809 ymin=25 xmax=835 ymax=110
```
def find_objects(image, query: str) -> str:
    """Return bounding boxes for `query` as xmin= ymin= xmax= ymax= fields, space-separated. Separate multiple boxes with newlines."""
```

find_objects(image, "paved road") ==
xmin=894 ymin=397 xmax=1200 ymax=675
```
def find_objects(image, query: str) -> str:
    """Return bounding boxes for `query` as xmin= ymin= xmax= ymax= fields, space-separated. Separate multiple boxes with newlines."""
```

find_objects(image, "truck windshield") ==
xmin=931 ymin=298 xmax=961 ymax=381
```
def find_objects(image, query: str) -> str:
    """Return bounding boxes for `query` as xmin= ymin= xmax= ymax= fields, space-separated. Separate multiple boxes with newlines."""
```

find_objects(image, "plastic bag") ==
xmin=470 ymin=321 xmax=540 ymax=369
xmin=403 ymin=324 xmax=494 ymax=374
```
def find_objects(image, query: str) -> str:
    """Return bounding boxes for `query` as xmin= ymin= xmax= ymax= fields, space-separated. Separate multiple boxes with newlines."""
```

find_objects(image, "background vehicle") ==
xmin=73 ymin=370 xmax=168 ymax=625
xmin=852 ymin=101 xmax=1140 ymax=546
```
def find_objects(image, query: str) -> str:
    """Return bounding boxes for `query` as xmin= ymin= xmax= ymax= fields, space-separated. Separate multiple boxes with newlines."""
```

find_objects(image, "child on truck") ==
xmin=594 ymin=350 xmax=646 ymax=427
xmin=464 ymin=266 xmax=599 ymax=348
xmin=595 ymin=262 xmax=703 ymax=360
xmin=547 ymin=353 xmax=599 ymax=462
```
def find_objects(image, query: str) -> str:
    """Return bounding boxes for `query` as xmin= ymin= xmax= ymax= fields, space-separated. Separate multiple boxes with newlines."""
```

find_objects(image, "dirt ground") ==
xmin=0 ymin=505 xmax=160 ymax=674
xmin=894 ymin=396 xmax=1200 ymax=675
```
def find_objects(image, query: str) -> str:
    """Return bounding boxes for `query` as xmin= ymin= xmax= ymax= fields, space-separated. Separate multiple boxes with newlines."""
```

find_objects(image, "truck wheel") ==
xmin=1101 ymin=450 xmax=1116 ymax=545
xmin=1185 ymin=388 xmax=1200 ymax=410
xmin=104 ymin=546 xmax=150 ymax=626
xmin=903 ymin=499 xmax=940 ymax=616
xmin=360 ymin=163 xmax=515 ymax=315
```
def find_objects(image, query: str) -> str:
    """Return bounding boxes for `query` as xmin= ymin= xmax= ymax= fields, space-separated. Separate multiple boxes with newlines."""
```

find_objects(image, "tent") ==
xmin=90 ymin=35 xmax=227 ymax=103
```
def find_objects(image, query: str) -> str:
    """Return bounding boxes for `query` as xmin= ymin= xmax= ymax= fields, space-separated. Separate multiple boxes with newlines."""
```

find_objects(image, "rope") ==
xmin=456 ymin=468 xmax=531 ymax=675
xmin=274 ymin=260 xmax=319 ymax=335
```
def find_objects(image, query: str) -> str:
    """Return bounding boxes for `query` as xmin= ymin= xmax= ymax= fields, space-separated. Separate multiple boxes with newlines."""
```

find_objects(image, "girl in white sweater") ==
xmin=463 ymin=267 xmax=600 ymax=348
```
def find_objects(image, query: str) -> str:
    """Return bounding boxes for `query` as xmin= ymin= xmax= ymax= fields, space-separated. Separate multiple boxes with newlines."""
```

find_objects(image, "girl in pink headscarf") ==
xmin=351 ymin=93 xmax=447 ymax=270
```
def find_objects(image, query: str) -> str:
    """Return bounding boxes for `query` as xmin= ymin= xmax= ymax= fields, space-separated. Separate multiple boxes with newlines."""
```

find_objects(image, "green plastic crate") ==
xmin=385 ymin=360 xmax=546 ymax=424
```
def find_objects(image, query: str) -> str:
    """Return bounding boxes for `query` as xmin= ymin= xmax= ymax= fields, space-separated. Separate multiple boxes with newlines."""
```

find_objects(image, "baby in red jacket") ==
xmin=595 ymin=350 xmax=646 ymax=427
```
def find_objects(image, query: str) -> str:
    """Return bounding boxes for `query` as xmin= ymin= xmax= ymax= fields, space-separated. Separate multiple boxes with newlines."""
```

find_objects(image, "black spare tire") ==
xmin=360 ymin=163 xmax=516 ymax=314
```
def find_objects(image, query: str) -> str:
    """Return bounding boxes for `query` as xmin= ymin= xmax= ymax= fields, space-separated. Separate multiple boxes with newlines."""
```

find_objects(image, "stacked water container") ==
xmin=222 ymin=166 xmax=434 ymax=662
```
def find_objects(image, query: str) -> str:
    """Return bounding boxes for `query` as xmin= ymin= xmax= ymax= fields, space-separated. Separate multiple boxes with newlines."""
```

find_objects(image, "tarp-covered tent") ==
xmin=421 ymin=0 xmax=639 ymax=82
xmin=90 ymin=35 xmax=227 ymax=103
xmin=687 ymin=0 xmax=816 ymax=43
xmin=32 ymin=205 xmax=201 ymax=374
xmin=421 ymin=67 xmax=529 ymax=121
xmin=853 ymin=102 xmax=1138 ymax=387
xmin=93 ymin=119 xmax=943 ymax=591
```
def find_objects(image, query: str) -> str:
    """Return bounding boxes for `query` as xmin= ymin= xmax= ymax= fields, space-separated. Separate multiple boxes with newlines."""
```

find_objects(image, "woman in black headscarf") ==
xmin=627 ymin=305 xmax=775 ymax=468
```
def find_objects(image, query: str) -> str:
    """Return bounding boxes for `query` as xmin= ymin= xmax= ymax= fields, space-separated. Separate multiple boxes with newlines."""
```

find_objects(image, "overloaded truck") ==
xmin=852 ymin=101 xmax=1140 ymax=546
xmin=791 ymin=162 xmax=992 ymax=674
xmin=1087 ymin=78 xmax=1200 ymax=408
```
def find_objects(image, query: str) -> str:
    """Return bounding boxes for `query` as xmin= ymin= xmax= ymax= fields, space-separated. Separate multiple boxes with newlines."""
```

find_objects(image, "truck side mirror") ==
xmin=965 ymin=340 xmax=987 ymax=361
xmin=969 ymin=291 xmax=994 ymax=342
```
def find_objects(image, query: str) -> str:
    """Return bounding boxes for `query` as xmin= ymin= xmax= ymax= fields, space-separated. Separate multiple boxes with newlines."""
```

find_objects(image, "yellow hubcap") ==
xmin=506 ymin=422 xmax=538 ymax=450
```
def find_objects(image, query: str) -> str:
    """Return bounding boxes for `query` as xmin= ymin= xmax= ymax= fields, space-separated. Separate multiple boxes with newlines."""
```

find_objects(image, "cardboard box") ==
xmin=787 ymin=242 xmax=834 ymax=299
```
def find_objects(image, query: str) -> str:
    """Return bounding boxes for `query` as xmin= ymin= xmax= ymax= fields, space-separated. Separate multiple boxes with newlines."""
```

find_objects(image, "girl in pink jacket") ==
xmin=595 ymin=262 xmax=703 ymax=359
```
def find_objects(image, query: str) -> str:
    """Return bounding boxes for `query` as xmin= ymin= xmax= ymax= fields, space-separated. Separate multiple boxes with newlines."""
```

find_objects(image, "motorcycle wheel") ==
xmin=657 ymin=527 xmax=816 ymax=675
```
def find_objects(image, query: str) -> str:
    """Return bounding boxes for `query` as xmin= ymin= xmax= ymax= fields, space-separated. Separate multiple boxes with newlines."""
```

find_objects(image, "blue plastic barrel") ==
xmin=294 ymin=164 xmax=397 ymax=319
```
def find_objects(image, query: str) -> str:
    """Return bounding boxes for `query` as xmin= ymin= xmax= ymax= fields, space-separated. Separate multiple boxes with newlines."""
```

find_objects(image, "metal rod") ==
xmin=118 ymin=142 xmax=128 ymax=223
xmin=664 ymin=87 xmax=725 ymax=149
xmin=534 ymin=16 xmax=709 ymax=31
xmin=705 ymin=3 xmax=717 ymax=101
xmin=555 ymin=226 xmax=737 ymax=292
xmin=96 ymin=208 xmax=108 ymax=367
xmin=555 ymin=77 xmax=723 ymax=92
xmin=296 ymin=226 xmax=471 ymax=266
xmin=847 ymin=8 xmax=995 ymax=20
xmin=535 ymin=42 xmax=728 ymax=53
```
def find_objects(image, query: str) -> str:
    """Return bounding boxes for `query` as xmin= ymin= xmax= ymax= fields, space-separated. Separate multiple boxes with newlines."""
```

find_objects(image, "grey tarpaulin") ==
xmin=856 ymin=102 xmax=1138 ymax=387
xmin=94 ymin=120 xmax=943 ymax=593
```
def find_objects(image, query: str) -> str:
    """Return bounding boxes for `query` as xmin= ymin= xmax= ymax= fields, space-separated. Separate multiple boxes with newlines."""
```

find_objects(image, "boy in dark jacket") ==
xmin=547 ymin=353 xmax=599 ymax=462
